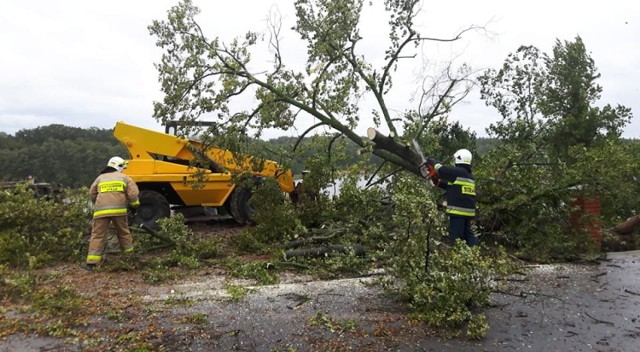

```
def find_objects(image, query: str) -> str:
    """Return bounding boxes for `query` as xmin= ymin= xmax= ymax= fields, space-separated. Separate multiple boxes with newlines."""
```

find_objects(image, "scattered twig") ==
xmin=277 ymin=261 xmax=312 ymax=270
xmin=146 ymin=244 xmax=175 ymax=251
xmin=492 ymin=289 xmax=563 ymax=302
xmin=284 ymin=244 xmax=366 ymax=259
xmin=606 ymin=264 xmax=622 ymax=268
xmin=624 ymin=289 xmax=640 ymax=296
xmin=492 ymin=289 xmax=524 ymax=298
xmin=281 ymin=234 xmax=340 ymax=249
xmin=584 ymin=312 xmax=614 ymax=326
xmin=493 ymin=277 xmax=529 ymax=282
xmin=281 ymin=293 xmax=312 ymax=309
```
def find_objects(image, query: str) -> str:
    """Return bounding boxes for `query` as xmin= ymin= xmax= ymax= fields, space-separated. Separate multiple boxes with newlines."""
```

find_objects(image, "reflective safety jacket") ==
xmin=433 ymin=163 xmax=476 ymax=218
xmin=90 ymin=169 xmax=140 ymax=219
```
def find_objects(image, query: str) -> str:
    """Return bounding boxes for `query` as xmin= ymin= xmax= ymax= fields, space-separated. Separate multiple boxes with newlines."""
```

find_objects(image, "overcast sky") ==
xmin=1 ymin=0 xmax=638 ymax=139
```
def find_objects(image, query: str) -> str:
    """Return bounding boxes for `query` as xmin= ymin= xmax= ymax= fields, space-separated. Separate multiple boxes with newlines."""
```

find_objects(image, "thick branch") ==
xmin=367 ymin=128 xmax=422 ymax=167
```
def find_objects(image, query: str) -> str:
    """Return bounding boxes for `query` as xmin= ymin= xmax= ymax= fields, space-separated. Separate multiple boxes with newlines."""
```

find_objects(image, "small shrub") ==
xmin=386 ymin=175 xmax=522 ymax=334
xmin=308 ymin=311 xmax=356 ymax=334
xmin=232 ymin=231 xmax=267 ymax=254
xmin=401 ymin=242 xmax=519 ymax=331
xmin=298 ymin=248 xmax=370 ymax=280
xmin=167 ymin=252 xmax=201 ymax=269
xmin=0 ymin=185 xmax=89 ymax=268
xmin=32 ymin=285 xmax=85 ymax=317
xmin=229 ymin=260 xmax=278 ymax=285
xmin=42 ymin=320 xmax=77 ymax=337
xmin=190 ymin=237 xmax=222 ymax=260
xmin=225 ymin=284 xmax=254 ymax=300
xmin=1 ymin=271 xmax=37 ymax=301
xmin=467 ymin=313 xmax=489 ymax=340
xmin=163 ymin=294 xmax=192 ymax=307
xmin=178 ymin=313 xmax=208 ymax=324
xmin=107 ymin=310 xmax=124 ymax=322
xmin=157 ymin=214 xmax=192 ymax=254
xmin=249 ymin=179 xmax=304 ymax=244
xmin=141 ymin=268 xmax=180 ymax=284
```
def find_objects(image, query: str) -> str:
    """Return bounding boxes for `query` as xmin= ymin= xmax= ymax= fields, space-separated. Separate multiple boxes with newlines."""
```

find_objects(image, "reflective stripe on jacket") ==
xmin=434 ymin=163 xmax=476 ymax=218
xmin=90 ymin=171 xmax=140 ymax=219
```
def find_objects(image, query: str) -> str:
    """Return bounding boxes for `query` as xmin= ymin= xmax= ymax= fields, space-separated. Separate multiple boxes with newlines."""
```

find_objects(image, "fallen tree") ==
xmin=612 ymin=215 xmax=640 ymax=237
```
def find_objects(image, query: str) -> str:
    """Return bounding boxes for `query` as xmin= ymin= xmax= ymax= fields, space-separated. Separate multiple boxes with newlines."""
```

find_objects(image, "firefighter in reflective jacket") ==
xmin=86 ymin=156 xmax=140 ymax=269
xmin=421 ymin=149 xmax=479 ymax=246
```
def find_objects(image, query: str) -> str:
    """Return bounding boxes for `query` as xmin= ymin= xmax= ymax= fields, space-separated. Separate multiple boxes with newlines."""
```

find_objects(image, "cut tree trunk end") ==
xmin=367 ymin=127 xmax=422 ymax=166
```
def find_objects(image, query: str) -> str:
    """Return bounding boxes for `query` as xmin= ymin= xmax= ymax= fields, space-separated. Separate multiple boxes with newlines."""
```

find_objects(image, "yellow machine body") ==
xmin=113 ymin=121 xmax=294 ymax=208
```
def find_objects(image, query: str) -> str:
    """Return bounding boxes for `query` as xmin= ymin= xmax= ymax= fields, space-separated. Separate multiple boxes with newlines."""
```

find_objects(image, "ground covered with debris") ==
xmin=1 ymin=243 xmax=639 ymax=351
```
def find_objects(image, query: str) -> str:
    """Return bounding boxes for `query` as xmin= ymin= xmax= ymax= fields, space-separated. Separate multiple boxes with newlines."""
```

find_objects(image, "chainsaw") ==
xmin=412 ymin=139 xmax=439 ymax=183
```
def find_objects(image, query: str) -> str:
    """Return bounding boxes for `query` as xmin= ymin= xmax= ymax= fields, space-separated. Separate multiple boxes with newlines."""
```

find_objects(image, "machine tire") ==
xmin=130 ymin=190 xmax=171 ymax=230
xmin=229 ymin=187 xmax=255 ymax=225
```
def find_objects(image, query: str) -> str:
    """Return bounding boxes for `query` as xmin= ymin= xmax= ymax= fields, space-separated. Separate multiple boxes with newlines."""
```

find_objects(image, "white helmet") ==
xmin=453 ymin=149 xmax=472 ymax=165
xmin=107 ymin=156 xmax=127 ymax=172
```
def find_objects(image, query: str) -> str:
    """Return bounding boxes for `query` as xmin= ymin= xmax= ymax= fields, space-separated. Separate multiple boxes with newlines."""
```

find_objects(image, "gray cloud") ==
xmin=0 ymin=0 xmax=637 ymax=138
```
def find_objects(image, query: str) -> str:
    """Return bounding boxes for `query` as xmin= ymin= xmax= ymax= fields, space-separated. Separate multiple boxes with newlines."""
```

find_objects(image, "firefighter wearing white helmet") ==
xmin=421 ymin=148 xmax=479 ymax=246
xmin=86 ymin=156 xmax=140 ymax=270
xmin=107 ymin=156 xmax=128 ymax=172
xmin=453 ymin=148 xmax=472 ymax=165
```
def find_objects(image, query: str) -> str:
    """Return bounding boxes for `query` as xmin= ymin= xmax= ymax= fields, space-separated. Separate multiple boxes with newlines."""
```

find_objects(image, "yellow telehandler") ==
xmin=113 ymin=121 xmax=294 ymax=227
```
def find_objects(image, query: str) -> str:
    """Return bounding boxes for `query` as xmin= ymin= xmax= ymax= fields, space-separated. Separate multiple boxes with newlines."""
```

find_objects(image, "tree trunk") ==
xmin=367 ymin=128 xmax=423 ymax=176
xmin=612 ymin=215 xmax=640 ymax=236
xmin=367 ymin=128 xmax=423 ymax=166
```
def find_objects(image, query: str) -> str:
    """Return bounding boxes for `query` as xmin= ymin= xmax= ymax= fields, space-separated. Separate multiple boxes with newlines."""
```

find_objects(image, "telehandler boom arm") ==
xmin=113 ymin=121 xmax=294 ymax=193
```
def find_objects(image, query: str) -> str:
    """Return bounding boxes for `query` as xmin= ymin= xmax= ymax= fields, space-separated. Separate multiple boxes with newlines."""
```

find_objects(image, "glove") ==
xmin=426 ymin=157 xmax=439 ymax=166
xmin=419 ymin=162 xmax=431 ymax=178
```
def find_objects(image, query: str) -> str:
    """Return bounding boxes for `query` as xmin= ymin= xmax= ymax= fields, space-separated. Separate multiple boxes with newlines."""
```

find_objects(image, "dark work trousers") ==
xmin=448 ymin=215 xmax=479 ymax=246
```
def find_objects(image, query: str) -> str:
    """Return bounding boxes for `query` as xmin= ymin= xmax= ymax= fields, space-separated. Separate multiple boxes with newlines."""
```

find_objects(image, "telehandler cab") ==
xmin=112 ymin=121 xmax=294 ymax=228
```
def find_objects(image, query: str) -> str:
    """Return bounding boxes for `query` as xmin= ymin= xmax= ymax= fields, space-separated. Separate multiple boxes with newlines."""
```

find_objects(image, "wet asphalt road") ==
xmin=2 ymin=251 xmax=640 ymax=351
xmin=139 ymin=251 xmax=640 ymax=351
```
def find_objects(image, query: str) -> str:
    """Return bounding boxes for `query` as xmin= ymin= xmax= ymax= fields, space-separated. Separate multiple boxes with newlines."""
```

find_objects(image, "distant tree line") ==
xmin=2 ymin=123 xmax=634 ymax=190
xmin=0 ymin=124 xmax=370 ymax=188
xmin=0 ymin=123 xmax=492 ymax=188
xmin=0 ymin=125 xmax=127 ymax=188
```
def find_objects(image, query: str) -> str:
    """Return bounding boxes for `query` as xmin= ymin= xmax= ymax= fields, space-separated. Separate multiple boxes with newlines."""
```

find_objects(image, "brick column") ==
xmin=570 ymin=194 xmax=602 ymax=247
